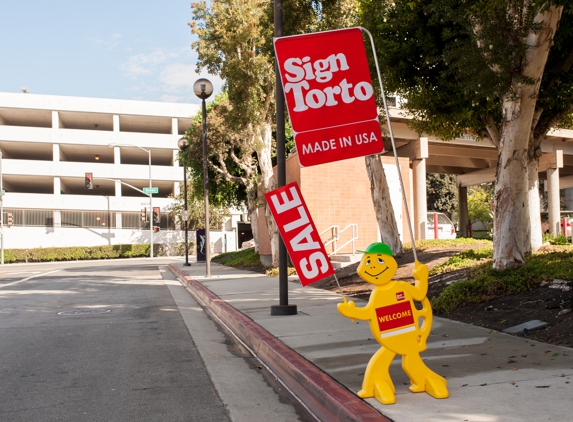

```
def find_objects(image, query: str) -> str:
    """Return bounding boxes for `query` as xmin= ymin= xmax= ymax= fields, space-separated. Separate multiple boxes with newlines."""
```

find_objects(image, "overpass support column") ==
xmin=546 ymin=150 xmax=563 ymax=236
xmin=458 ymin=185 xmax=468 ymax=237
xmin=412 ymin=137 xmax=429 ymax=240
xmin=547 ymin=167 xmax=561 ymax=235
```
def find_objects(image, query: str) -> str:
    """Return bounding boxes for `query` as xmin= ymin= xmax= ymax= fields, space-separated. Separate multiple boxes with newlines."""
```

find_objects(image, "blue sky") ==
xmin=0 ymin=0 xmax=222 ymax=105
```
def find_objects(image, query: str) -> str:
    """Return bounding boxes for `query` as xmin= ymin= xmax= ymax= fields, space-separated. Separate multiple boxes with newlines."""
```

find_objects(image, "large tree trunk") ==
xmin=365 ymin=155 xmax=404 ymax=256
xmin=493 ymin=111 xmax=530 ymax=269
xmin=493 ymin=6 xmax=562 ymax=270
xmin=255 ymin=122 xmax=279 ymax=267
xmin=246 ymin=183 xmax=260 ymax=253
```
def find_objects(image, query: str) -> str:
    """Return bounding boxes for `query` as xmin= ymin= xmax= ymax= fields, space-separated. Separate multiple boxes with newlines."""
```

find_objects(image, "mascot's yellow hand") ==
xmin=338 ymin=295 xmax=355 ymax=309
xmin=412 ymin=260 xmax=428 ymax=281
xmin=337 ymin=296 xmax=356 ymax=321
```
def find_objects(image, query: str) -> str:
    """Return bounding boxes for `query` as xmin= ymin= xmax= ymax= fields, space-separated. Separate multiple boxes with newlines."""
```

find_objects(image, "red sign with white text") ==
xmin=265 ymin=182 xmax=335 ymax=286
xmin=274 ymin=27 xmax=384 ymax=167
xmin=376 ymin=302 xmax=415 ymax=333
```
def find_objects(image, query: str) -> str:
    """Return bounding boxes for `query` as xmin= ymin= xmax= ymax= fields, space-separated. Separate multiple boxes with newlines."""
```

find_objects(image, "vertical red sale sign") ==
xmin=265 ymin=182 xmax=334 ymax=286
xmin=274 ymin=28 xmax=384 ymax=167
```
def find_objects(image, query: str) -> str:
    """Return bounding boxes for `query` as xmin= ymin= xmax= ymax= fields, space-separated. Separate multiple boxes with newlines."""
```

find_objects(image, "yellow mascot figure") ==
xmin=337 ymin=242 xmax=449 ymax=405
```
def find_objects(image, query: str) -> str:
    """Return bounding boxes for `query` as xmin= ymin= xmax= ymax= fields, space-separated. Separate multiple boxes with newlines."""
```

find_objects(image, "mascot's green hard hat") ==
xmin=358 ymin=242 xmax=393 ymax=256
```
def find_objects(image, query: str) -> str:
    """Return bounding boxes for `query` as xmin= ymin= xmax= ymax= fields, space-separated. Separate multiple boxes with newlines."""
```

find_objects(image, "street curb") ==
xmin=168 ymin=264 xmax=390 ymax=422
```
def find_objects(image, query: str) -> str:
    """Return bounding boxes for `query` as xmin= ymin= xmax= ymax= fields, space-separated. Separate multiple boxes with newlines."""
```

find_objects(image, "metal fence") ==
xmin=61 ymin=210 xmax=114 ymax=228
xmin=2 ymin=209 xmax=175 ymax=229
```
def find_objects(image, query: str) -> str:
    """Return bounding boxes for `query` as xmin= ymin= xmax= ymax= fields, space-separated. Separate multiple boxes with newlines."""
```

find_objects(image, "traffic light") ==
xmin=7 ymin=213 xmax=13 ymax=227
xmin=85 ymin=173 xmax=94 ymax=189
xmin=141 ymin=208 xmax=147 ymax=222
xmin=153 ymin=226 xmax=160 ymax=233
xmin=153 ymin=207 xmax=160 ymax=224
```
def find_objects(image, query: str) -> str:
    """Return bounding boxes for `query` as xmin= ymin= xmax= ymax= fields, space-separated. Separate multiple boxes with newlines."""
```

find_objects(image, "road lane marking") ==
xmin=0 ymin=269 xmax=63 ymax=288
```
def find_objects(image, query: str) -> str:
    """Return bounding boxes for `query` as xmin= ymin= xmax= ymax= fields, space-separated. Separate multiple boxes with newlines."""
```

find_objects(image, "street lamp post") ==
xmin=0 ymin=150 xmax=4 ymax=265
xmin=271 ymin=0 xmax=297 ymax=315
xmin=177 ymin=137 xmax=191 ymax=266
xmin=108 ymin=143 xmax=154 ymax=258
xmin=193 ymin=78 xmax=213 ymax=277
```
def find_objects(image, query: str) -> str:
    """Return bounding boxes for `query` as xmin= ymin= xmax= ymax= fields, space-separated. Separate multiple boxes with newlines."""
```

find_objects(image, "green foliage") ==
xmin=210 ymin=247 xmax=298 ymax=276
xmin=211 ymin=247 xmax=262 ymax=267
xmin=426 ymin=173 xmax=457 ymax=215
xmin=190 ymin=0 xmax=275 ymax=128
xmin=467 ymin=184 xmax=494 ymax=224
xmin=168 ymin=183 xmax=231 ymax=231
xmin=430 ymin=247 xmax=493 ymax=275
xmin=359 ymin=0 xmax=572 ymax=270
xmin=542 ymin=233 xmax=571 ymax=245
xmin=206 ymin=248 xmax=296 ymax=277
xmin=403 ymin=238 xmax=492 ymax=251
xmin=265 ymin=266 xmax=298 ymax=277
xmin=180 ymin=93 xmax=249 ymax=209
xmin=4 ymin=244 xmax=148 ymax=263
xmin=360 ymin=1 xmax=573 ymax=141
xmin=1 ymin=243 xmax=197 ymax=263
xmin=471 ymin=230 xmax=492 ymax=240
xmin=431 ymin=247 xmax=573 ymax=313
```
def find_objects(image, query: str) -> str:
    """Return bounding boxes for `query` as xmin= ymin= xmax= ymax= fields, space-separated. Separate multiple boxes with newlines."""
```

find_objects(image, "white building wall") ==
xmin=0 ymin=92 xmax=243 ymax=253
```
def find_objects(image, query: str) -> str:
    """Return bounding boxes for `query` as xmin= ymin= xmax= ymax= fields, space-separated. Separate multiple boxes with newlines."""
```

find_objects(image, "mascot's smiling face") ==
xmin=357 ymin=243 xmax=397 ymax=286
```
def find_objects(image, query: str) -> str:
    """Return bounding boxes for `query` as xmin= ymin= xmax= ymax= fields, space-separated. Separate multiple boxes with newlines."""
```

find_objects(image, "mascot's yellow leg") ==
xmin=358 ymin=347 xmax=397 ymax=405
xmin=402 ymin=353 xmax=449 ymax=399
xmin=373 ymin=381 xmax=396 ymax=405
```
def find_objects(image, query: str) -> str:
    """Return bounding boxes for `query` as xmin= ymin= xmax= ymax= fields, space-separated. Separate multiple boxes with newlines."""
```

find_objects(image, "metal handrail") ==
xmin=330 ymin=224 xmax=358 ymax=256
xmin=319 ymin=225 xmax=339 ymax=253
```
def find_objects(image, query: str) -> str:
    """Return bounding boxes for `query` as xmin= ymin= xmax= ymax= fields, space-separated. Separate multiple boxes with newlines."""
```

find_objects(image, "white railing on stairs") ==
xmin=319 ymin=224 xmax=358 ymax=256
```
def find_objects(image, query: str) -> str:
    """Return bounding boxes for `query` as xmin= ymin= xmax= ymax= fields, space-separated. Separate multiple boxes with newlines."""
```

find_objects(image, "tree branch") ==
xmin=482 ymin=115 xmax=501 ymax=148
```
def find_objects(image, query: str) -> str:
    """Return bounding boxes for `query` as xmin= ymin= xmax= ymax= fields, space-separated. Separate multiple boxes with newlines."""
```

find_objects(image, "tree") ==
xmin=190 ymin=0 xmax=405 ymax=261
xmin=168 ymin=184 xmax=230 ymax=231
xmin=181 ymin=93 xmax=261 ymax=249
xmin=190 ymin=0 xmax=324 ymax=265
xmin=426 ymin=173 xmax=457 ymax=216
xmin=360 ymin=0 xmax=571 ymax=270
xmin=190 ymin=0 xmax=281 ymax=264
xmin=467 ymin=184 xmax=494 ymax=231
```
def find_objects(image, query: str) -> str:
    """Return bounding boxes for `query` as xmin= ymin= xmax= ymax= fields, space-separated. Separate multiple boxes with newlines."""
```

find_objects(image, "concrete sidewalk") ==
xmin=169 ymin=261 xmax=573 ymax=422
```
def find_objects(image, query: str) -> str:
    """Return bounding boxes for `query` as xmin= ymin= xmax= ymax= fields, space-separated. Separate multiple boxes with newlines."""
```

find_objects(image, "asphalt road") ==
xmin=0 ymin=258 xmax=306 ymax=422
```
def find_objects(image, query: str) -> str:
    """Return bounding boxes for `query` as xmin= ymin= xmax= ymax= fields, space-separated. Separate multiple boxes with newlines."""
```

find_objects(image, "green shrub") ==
xmin=471 ymin=230 xmax=492 ymax=240
xmin=265 ymin=266 xmax=297 ymax=277
xmin=431 ymin=248 xmax=573 ymax=313
xmin=543 ymin=233 xmax=571 ymax=245
xmin=211 ymin=247 xmax=262 ymax=267
xmin=430 ymin=247 xmax=493 ymax=276
xmin=403 ymin=238 xmax=492 ymax=252
xmin=1 ymin=243 xmax=176 ymax=263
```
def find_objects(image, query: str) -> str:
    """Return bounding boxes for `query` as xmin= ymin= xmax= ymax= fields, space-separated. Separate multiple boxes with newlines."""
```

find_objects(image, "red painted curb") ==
xmin=169 ymin=264 xmax=391 ymax=422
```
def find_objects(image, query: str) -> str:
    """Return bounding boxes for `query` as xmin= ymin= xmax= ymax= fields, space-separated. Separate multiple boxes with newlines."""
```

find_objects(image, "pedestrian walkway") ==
xmin=169 ymin=261 xmax=573 ymax=422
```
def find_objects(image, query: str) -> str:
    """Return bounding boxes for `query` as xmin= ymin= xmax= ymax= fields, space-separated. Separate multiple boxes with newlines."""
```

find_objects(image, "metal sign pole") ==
xmin=271 ymin=0 xmax=297 ymax=316
xmin=360 ymin=27 xmax=418 ymax=261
